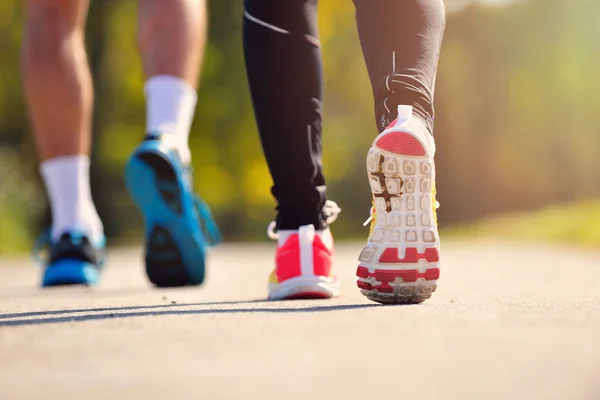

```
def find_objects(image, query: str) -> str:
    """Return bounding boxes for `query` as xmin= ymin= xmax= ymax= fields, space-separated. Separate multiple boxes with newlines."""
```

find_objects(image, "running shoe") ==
xmin=357 ymin=105 xmax=441 ymax=304
xmin=35 ymin=231 xmax=105 ymax=287
xmin=268 ymin=200 xmax=342 ymax=300
xmin=124 ymin=133 xmax=221 ymax=287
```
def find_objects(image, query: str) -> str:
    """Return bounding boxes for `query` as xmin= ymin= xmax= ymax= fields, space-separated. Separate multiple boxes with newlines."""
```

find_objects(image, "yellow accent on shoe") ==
xmin=368 ymin=199 xmax=377 ymax=238
xmin=268 ymin=270 xmax=279 ymax=285
xmin=431 ymin=182 xmax=438 ymax=226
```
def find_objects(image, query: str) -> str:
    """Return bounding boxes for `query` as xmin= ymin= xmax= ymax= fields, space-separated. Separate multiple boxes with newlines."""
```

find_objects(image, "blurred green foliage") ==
xmin=0 ymin=0 xmax=599 ymax=253
xmin=443 ymin=199 xmax=600 ymax=249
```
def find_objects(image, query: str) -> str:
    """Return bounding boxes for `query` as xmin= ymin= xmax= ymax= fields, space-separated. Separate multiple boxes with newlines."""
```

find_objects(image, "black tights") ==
xmin=243 ymin=0 xmax=446 ymax=230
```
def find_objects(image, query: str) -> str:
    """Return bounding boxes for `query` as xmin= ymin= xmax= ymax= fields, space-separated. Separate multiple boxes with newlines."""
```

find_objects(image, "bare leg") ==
xmin=137 ymin=0 xmax=207 ymax=164
xmin=138 ymin=0 xmax=206 ymax=86
xmin=22 ymin=0 xmax=92 ymax=160
xmin=22 ymin=0 xmax=103 ymax=247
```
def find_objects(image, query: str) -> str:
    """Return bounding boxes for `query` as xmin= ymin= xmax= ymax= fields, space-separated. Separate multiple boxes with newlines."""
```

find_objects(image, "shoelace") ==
xmin=267 ymin=200 xmax=342 ymax=240
xmin=362 ymin=206 xmax=376 ymax=227
xmin=362 ymin=200 xmax=440 ymax=227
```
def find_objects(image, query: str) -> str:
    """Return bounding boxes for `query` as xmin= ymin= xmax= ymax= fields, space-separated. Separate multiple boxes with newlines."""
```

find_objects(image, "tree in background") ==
xmin=0 ymin=0 xmax=599 ymax=252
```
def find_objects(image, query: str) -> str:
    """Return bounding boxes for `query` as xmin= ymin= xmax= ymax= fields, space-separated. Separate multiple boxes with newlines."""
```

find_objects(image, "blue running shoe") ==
xmin=124 ymin=134 xmax=221 ymax=287
xmin=35 ymin=231 xmax=106 ymax=287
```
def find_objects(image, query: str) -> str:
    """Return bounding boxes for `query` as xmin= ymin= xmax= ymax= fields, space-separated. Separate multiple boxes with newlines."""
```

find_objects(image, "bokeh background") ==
xmin=1 ymin=0 xmax=599 ymax=253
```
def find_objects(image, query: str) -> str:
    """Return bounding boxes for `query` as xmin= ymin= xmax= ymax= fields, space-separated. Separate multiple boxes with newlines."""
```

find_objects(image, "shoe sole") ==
xmin=42 ymin=260 xmax=100 ymax=287
xmin=269 ymin=276 xmax=341 ymax=300
xmin=358 ymin=128 xmax=440 ymax=304
xmin=125 ymin=145 xmax=208 ymax=287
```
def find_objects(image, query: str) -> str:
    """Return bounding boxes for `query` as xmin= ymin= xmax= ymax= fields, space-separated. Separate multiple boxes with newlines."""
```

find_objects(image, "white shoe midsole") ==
xmin=269 ymin=275 xmax=341 ymax=300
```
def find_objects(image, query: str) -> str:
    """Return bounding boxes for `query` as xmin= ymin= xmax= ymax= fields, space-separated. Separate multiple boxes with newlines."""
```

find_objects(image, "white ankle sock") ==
xmin=145 ymin=75 xmax=197 ymax=164
xmin=40 ymin=155 xmax=104 ymax=244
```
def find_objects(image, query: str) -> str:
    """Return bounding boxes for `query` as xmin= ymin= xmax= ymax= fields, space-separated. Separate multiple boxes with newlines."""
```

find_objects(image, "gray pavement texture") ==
xmin=1 ymin=240 xmax=600 ymax=400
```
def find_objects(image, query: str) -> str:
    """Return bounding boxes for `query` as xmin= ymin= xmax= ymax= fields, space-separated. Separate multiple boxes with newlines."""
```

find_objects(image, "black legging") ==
xmin=243 ymin=0 xmax=446 ymax=230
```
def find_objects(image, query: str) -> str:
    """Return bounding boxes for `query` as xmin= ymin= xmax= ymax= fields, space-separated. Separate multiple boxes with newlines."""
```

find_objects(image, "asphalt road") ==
xmin=1 ymin=240 xmax=600 ymax=400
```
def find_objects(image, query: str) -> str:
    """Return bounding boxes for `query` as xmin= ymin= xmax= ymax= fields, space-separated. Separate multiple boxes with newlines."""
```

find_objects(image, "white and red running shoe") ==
xmin=358 ymin=105 xmax=441 ymax=304
xmin=267 ymin=201 xmax=342 ymax=300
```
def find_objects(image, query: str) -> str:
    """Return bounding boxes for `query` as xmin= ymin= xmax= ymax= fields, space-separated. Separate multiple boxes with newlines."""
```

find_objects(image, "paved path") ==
xmin=1 ymin=240 xmax=600 ymax=400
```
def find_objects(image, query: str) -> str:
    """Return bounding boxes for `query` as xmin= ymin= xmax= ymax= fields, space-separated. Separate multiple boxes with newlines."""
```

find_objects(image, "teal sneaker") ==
xmin=35 ymin=231 xmax=106 ymax=287
xmin=124 ymin=134 xmax=221 ymax=287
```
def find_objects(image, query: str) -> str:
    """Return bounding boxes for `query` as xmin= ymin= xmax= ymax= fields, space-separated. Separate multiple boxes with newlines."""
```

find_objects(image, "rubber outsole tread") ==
xmin=125 ymin=147 xmax=207 ymax=287
xmin=359 ymin=128 xmax=440 ymax=305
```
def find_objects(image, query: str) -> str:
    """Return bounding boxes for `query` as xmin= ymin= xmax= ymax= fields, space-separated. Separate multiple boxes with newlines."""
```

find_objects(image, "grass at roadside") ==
xmin=442 ymin=200 xmax=600 ymax=249
xmin=0 ymin=147 xmax=44 ymax=255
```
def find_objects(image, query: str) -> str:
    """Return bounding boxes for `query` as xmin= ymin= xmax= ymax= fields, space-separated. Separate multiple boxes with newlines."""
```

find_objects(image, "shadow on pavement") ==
xmin=0 ymin=300 xmax=268 ymax=320
xmin=0 ymin=302 xmax=380 ymax=327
